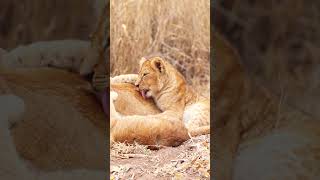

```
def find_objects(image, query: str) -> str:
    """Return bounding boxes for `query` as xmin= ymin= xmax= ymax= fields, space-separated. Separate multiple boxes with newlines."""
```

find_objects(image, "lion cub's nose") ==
xmin=134 ymin=80 xmax=140 ymax=87
xmin=134 ymin=82 xmax=140 ymax=91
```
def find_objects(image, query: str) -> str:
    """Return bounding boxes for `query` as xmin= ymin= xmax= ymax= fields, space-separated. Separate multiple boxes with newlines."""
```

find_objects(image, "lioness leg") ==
xmin=189 ymin=125 xmax=210 ymax=137
xmin=111 ymin=110 xmax=189 ymax=147
xmin=110 ymin=74 xmax=138 ymax=84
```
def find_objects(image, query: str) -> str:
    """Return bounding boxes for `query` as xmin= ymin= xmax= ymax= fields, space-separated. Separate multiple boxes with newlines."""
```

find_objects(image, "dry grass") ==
xmin=110 ymin=0 xmax=210 ymax=97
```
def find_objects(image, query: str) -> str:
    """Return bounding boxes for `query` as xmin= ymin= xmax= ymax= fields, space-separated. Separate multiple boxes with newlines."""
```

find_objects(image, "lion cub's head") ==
xmin=135 ymin=57 xmax=165 ymax=98
xmin=134 ymin=56 xmax=173 ymax=99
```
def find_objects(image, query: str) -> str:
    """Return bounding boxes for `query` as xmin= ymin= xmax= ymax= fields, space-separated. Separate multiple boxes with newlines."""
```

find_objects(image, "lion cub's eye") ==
xmin=143 ymin=73 xmax=149 ymax=77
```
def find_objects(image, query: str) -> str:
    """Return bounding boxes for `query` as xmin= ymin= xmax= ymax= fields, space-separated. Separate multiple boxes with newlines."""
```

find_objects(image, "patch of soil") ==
xmin=110 ymin=135 xmax=210 ymax=180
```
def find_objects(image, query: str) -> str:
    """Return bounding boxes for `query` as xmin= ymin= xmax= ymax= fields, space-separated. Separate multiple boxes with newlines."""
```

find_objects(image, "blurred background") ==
xmin=0 ymin=0 xmax=105 ymax=50
xmin=110 ymin=0 xmax=210 ymax=97
xmin=213 ymin=0 xmax=320 ymax=118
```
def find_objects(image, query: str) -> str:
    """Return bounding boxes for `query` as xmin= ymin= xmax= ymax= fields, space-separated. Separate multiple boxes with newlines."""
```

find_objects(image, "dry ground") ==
xmin=111 ymin=135 xmax=210 ymax=180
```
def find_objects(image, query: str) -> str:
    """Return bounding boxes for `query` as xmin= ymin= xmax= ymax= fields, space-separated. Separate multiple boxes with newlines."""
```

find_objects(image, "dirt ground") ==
xmin=110 ymin=135 xmax=210 ymax=180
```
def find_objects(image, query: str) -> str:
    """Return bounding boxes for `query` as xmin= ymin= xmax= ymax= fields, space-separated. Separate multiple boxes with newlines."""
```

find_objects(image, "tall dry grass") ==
xmin=110 ymin=0 xmax=210 ymax=96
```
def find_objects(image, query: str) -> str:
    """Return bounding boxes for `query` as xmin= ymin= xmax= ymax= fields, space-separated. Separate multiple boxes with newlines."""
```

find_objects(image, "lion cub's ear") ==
xmin=151 ymin=57 xmax=165 ymax=73
xmin=139 ymin=57 xmax=147 ymax=68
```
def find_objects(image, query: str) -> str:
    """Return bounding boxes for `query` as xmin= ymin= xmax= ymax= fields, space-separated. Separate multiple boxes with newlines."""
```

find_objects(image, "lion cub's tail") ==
xmin=189 ymin=125 xmax=210 ymax=137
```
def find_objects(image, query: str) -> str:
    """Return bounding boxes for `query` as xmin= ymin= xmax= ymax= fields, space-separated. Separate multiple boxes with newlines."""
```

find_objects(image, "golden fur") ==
xmin=111 ymin=83 xmax=160 ymax=116
xmin=110 ymin=74 xmax=189 ymax=147
xmin=110 ymin=56 xmax=210 ymax=147
xmin=110 ymin=86 xmax=189 ymax=147
xmin=0 ymin=67 xmax=106 ymax=179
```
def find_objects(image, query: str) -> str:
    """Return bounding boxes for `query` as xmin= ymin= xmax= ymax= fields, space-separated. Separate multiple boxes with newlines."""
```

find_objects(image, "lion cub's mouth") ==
xmin=140 ymin=89 xmax=151 ymax=99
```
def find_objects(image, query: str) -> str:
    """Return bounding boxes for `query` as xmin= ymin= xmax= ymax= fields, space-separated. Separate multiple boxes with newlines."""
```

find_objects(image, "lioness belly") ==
xmin=111 ymin=83 xmax=160 ymax=116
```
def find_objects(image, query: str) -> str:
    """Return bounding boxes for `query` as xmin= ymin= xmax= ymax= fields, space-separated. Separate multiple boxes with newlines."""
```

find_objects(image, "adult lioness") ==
xmin=109 ymin=56 xmax=210 ymax=146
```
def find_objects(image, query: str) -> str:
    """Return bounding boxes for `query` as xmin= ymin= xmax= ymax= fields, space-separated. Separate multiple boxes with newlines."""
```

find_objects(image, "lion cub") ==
xmin=110 ymin=56 xmax=210 ymax=143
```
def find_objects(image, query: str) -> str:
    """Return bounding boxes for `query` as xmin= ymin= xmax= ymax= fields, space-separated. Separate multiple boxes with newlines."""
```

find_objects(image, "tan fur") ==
xmin=109 ymin=57 xmax=210 ymax=147
xmin=110 ymin=107 xmax=189 ymax=147
xmin=0 ymin=68 xmax=105 ymax=173
xmin=111 ymin=83 xmax=160 ymax=116
xmin=110 ymin=86 xmax=189 ymax=147
xmin=113 ymin=57 xmax=210 ymax=135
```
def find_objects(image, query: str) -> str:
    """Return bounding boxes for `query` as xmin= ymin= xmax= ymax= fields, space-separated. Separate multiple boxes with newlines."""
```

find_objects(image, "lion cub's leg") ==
xmin=110 ymin=74 xmax=138 ymax=84
xmin=183 ymin=102 xmax=210 ymax=136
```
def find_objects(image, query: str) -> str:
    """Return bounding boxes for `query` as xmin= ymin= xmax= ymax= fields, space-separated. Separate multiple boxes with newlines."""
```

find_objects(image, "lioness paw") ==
xmin=110 ymin=74 xmax=138 ymax=84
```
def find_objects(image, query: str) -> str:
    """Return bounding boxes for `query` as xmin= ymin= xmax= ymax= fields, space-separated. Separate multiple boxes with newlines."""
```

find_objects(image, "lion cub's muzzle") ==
xmin=135 ymin=81 xmax=151 ymax=99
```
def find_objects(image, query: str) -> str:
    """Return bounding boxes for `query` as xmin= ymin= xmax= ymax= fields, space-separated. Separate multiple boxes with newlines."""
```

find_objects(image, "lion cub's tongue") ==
xmin=141 ymin=90 xmax=147 ymax=99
